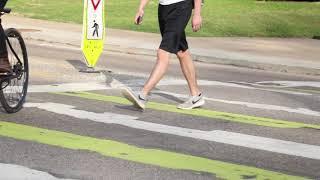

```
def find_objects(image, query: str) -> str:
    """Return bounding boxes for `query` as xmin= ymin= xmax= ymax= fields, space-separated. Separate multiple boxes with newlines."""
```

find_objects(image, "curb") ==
xmin=106 ymin=43 xmax=320 ymax=76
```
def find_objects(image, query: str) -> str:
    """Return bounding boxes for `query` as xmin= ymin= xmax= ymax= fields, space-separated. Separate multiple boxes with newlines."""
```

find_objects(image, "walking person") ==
xmin=122 ymin=0 xmax=205 ymax=110
xmin=92 ymin=20 xmax=99 ymax=37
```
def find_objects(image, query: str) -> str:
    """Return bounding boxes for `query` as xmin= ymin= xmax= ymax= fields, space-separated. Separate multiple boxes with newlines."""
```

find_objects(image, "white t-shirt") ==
xmin=159 ymin=0 xmax=186 ymax=5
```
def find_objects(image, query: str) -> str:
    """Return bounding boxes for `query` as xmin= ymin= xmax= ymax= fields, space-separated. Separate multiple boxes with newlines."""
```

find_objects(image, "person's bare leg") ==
xmin=177 ymin=50 xmax=200 ymax=96
xmin=141 ymin=48 xmax=170 ymax=96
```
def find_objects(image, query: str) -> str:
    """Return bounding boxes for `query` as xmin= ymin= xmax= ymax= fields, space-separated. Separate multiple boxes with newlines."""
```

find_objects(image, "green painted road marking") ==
xmin=0 ymin=121 xmax=308 ymax=179
xmin=55 ymin=92 xmax=320 ymax=129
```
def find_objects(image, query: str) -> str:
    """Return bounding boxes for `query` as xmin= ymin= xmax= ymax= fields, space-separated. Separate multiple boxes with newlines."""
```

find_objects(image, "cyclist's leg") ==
xmin=0 ymin=20 xmax=7 ymax=56
xmin=0 ymin=21 xmax=10 ymax=73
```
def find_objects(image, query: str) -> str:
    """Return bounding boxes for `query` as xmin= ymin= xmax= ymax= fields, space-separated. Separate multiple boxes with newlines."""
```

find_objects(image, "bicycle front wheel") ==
xmin=0 ymin=28 xmax=29 ymax=113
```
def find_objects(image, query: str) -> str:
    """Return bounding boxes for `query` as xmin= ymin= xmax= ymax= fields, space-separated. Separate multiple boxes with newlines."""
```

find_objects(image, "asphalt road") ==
xmin=0 ymin=41 xmax=320 ymax=180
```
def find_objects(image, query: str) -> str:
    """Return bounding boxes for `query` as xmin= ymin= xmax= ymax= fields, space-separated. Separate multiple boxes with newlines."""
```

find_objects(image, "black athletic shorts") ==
xmin=158 ymin=0 xmax=193 ymax=54
xmin=0 ymin=0 xmax=8 ymax=10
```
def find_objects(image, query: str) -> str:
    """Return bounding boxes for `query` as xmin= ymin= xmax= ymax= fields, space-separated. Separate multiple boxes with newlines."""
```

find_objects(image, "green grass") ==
xmin=7 ymin=0 xmax=320 ymax=37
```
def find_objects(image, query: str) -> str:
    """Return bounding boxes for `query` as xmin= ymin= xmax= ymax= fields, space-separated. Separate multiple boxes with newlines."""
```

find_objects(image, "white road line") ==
xmin=25 ymin=79 xmax=313 ymax=96
xmin=257 ymin=81 xmax=320 ymax=88
xmin=25 ymin=102 xmax=320 ymax=160
xmin=104 ymin=78 xmax=253 ymax=89
xmin=159 ymin=79 xmax=255 ymax=89
xmin=158 ymin=79 xmax=311 ymax=96
xmin=23 ymin=82 xmax=320 ymax=117
xmin=37 ymin=42 xmax=80 ymax=51
xmin=0 ymin=163 xmax=76 ymax=180
xmin=153 ymin=90 xmax=320 ymax=117
xmin=28 ymin=82 xmax=112 ymax=93
xmin=25 ymin=103 xmax=138 ymax=121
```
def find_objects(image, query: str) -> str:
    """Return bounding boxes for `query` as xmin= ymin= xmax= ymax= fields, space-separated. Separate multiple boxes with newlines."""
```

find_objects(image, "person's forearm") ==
xmin=138 ymin=0 xmax=150 ymax=11
xmin=193 ymin=0 xmax=202 ymax=16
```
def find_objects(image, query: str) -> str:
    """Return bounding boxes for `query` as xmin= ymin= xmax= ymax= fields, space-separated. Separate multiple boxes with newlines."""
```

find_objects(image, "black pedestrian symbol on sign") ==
xmin=92 ymin=20 xmax=99 ymax=37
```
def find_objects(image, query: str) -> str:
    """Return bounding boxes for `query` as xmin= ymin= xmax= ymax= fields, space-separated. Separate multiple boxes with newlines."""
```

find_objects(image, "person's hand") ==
xmin=192 ymin=14 xmax=202 ymax=32
xmin=134 ymin=9 xmax=144 ymax=25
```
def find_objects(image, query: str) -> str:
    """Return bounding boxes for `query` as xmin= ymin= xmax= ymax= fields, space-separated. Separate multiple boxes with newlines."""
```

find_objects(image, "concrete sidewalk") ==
xmin=3 ymin=15 xmax=320 ymax=76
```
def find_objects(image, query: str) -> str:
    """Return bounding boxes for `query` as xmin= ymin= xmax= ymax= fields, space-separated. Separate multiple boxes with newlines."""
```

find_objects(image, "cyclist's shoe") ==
xmin=0 ymin=56 xmax=11 ymax=73
xmin=122 ymin=87 xmax=148 ymax=110
xmin=177 ymin=93 xmax=205 ymax=110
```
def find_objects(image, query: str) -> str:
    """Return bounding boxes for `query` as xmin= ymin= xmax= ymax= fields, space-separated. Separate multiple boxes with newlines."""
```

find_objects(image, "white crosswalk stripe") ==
xmin=0 ymin=163 xmax=76 ymax=180
xmin=25 ymin=83 xmax=320 ymax=117
xmin=25 ymin=102 xmax=320 ymax=160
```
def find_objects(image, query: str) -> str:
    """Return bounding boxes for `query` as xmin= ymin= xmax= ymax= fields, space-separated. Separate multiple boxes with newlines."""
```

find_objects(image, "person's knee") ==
xmin=176 ymin=50 xmax=189 ymax=59
xmin=157 ymin=49 xmax=170 ymax=64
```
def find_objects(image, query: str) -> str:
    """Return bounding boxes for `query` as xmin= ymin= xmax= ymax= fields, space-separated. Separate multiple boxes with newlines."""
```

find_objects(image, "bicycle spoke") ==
xmin=0 ymin=28 xmax=28 ymax=112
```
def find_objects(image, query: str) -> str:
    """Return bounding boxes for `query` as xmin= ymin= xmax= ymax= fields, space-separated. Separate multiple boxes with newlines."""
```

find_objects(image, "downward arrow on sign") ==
xmin=91 ymin=0 xmax=101 ymax=10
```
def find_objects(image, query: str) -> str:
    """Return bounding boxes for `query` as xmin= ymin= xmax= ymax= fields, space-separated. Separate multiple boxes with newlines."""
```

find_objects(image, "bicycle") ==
xmin=0 ymin=7 xmax=29 ymax=113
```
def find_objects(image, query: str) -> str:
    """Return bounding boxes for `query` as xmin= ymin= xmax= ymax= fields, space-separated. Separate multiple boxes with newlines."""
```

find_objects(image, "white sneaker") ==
xmin=121 ymin=88 xmax=147 ymax=110
xmin=177 ymin=93 xmax=205 ymax=110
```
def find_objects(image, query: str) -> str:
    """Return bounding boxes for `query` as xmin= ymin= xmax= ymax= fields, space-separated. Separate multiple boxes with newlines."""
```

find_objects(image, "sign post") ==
xmin=81 ymin=0 xmax=105 ymax=71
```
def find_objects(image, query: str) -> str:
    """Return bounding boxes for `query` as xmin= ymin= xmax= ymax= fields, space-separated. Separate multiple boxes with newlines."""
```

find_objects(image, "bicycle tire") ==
xmin=0 ymin=28 xmax=29 ymax=113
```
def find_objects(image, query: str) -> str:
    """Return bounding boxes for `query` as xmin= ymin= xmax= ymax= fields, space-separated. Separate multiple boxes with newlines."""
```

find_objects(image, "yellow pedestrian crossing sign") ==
xmin=81 ymin=0 xmax=105 ymax=68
